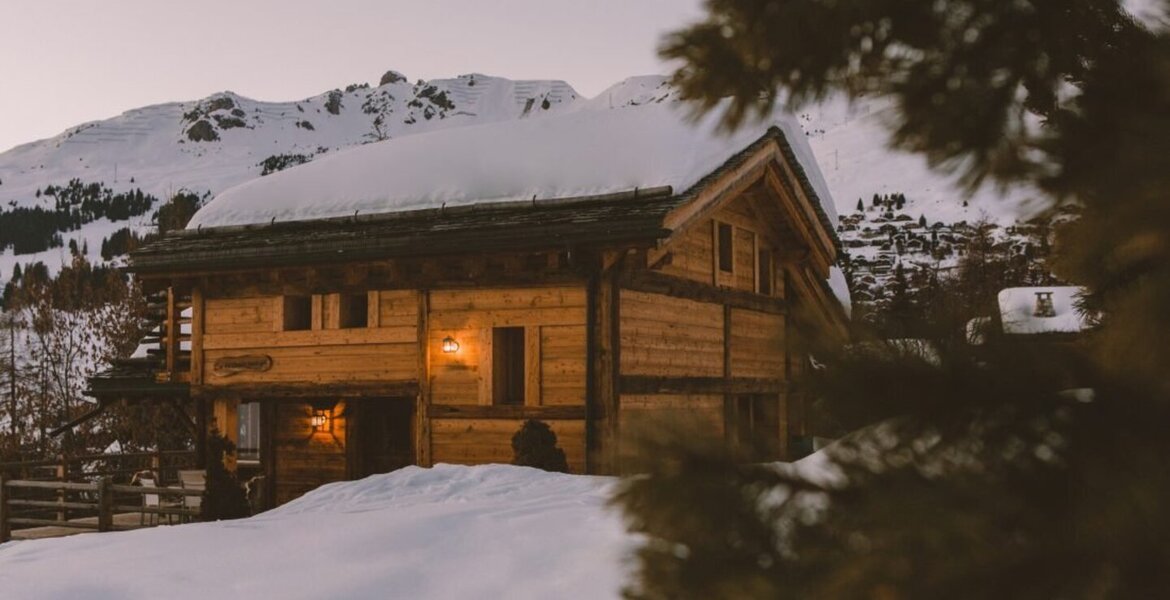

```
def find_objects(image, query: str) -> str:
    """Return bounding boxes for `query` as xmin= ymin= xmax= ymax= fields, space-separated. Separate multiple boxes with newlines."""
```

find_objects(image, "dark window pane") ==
xmin=758 ymin=249 xmax=773 ymax=295
xmin=340 ymin=293 xmax=368 ymax=329
xmin=718 ymin=222 xmax=734 ymax=273
xmin=283 ymin=296 xmax=312 ymax=331
xmin=493 ymin=327 xmax=525 ymax=405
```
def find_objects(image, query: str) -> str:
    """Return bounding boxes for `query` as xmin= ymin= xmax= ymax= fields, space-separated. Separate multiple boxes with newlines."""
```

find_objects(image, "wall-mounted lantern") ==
xmin=310 ymin=408 xmax=330 ymax=430
xmin=308 ymin=399 xmax=338 ymax=434
xmin=442 ymin=336 xmax=460 ymax=353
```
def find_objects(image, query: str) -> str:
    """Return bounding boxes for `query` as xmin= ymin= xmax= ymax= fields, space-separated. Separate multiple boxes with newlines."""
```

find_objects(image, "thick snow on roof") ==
xmin=998 ymin=286 xmax=1089 ymax=335
xmin=828 ymin=266 xmax=852 ymax=318
xmin=186 ymin=101 xmax=837 ymax=230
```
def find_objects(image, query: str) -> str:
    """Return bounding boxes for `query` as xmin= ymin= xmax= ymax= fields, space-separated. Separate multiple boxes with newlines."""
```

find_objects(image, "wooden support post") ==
xmin=191 ymin=287 xmax=205 ymax=385
xmin=416 ymin=290 xmax=432 ymax=467
xmin=195 ymin=397 xmax=208 ymax=469
xmin=96 ymin=476 xmax=112 ymax=533
xmin=723 ymin=304 xmax=734 ymax=446
xmin=0 ymin=473 xmax=10 ymax=543
xmin=56 ymin=454 xmax=68 ymax=522
xmin=524 ymin=326 xmax=542 ymax=406
xmin=165 ymin=286 xmax=178 ymax=380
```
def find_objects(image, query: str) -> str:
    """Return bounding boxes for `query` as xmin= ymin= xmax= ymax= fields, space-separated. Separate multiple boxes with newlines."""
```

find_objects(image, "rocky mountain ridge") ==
xmin=0 ymin=72 xmax=1060 ymax=318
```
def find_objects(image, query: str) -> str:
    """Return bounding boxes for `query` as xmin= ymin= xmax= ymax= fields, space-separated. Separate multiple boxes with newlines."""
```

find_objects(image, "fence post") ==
xmin=97 ymin=476 xmax=112 ymax=533
xmin=56 ymin=453 xmax=68 ymax=523
xmin=0 ymin=473 xmax=10 ymax=543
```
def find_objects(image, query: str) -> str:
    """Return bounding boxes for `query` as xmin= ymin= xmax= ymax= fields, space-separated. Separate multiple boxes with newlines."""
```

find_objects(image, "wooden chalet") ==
xmin=89 ymin=106 xmax=850 ymax=508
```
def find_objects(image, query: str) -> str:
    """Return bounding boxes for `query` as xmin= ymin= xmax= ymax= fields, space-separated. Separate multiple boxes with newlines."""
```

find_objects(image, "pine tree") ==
xmin=618 ymin=1 xmax=1170 ymax=596
xmin=856 ymin=198 xmax=864 ymax=212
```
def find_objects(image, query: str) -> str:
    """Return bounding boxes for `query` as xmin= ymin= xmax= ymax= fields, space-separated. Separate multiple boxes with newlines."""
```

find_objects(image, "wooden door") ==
xmin=349 ymin=399 xmax=415 ymax=479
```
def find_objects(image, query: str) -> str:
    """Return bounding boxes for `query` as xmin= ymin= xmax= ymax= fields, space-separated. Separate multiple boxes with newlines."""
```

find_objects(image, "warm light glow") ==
xmin=310 ymin=409 xmax=330 ymax=430
xmin=442 ymin=336 xmax=460 ymax=353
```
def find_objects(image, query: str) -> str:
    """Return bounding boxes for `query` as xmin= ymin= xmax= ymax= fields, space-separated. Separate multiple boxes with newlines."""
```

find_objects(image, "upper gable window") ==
xmin=758 ymin=248 xmax=774 ymax=296
xmin=716 ymin=221 xmax=734 ymax=273
xmin=282 ymin=296 xmax=313 ymax=331
xmin=339 ymin=293 xmax=369 ymax=329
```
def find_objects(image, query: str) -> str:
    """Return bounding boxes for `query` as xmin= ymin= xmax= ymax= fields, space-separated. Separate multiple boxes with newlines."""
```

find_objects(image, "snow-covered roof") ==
xmin=998 ymin=286 xmax=1089 ymax=335
xmin=186 ymin=101 xmax=837 ymax=230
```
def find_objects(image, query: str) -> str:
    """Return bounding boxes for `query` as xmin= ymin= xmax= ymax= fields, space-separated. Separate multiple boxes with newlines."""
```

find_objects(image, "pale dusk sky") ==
xmin=0 ymin=0 xmax=705 ymax=152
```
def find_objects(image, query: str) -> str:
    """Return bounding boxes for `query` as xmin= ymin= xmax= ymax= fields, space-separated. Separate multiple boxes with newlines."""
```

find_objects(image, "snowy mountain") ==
xmin=0 ymin=70 xmax=1050 ymax=288
xmin=0 ymin=72 xmax=580 ymax=278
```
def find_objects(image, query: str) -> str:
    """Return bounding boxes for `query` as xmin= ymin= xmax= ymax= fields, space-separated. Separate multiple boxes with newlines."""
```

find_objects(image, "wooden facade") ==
xmin=109 ymin=128 xmax=848 ymax=508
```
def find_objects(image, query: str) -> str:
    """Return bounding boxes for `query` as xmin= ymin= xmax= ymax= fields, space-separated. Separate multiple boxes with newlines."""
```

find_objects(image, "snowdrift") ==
xmin=0 ymin=464 xmax=631 ymax=600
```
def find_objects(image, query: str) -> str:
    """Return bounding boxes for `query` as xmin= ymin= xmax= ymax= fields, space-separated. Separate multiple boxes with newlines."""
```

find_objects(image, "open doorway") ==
xmin=348 ymin=398 xmax=415 ymax=479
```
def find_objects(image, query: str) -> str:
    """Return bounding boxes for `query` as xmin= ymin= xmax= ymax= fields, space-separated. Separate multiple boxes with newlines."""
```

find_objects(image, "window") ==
xmin=716 ymin=221 xmax=734 ymax=273
xmin=282 ymin=296 xmax=312 ymax=331
xmin=492 ymin=327 xmax=525 ymax=405
xmin=237 ymin=402 xmax=261 ymax=463
xmin=757 ymin=248 xmax=773 ymax=296
xmin=339 ymin=293 xmax=369 ymax=329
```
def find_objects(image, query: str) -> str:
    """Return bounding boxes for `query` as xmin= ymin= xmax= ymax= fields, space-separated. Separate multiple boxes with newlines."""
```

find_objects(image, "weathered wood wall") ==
xmin=428 ymin=286 xmax=587 ymax=406
xmin=431 ymin=419 xmax=586 ymax=473
xmin=424 ymin=286 xmax=588 ymax=472
xmin=199 ymin=292 xmax=418 ymax=386
xmin=728 ymin=309 xmax=785 ymax=379
xmin=618 ymin=394 xmax=724 ymax=435
xmin=620 ymin=290 xmax=724 ymax=377
xmin=650 ymin=196 xmax=785 ymax=298
xmin=618 ymin=195 xmax=790 ymax=458
xmin=274 ymin=401 xmax=347 ymax=505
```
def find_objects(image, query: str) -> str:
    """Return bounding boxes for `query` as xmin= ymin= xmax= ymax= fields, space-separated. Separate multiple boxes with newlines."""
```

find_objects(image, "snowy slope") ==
xmin=0 ymin=459 xmax=834 ymax=599
xmin=0 ymin=465 xmax=629 ymax=600
xmin=0 ymin=70 xmax=1049 ymax=283
xmin=0 ymin=73 xmax=579 ymax=277
xmin=799 ymin=93 xmax=1047 ymax=226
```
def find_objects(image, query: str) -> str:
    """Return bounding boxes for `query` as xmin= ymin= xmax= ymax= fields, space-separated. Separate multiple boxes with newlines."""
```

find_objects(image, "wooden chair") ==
xmin=134 ymin=471 xmax=179 ymax=525
xmin=178 ymin=469 xmax=205 ymax=522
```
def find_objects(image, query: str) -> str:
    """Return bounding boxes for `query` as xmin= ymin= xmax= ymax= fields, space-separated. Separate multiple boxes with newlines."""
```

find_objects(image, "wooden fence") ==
xmin=0 ymin=475 xmax=203 ymax=542
xmin=0 ymin=450 xmax=196 ymax=484
xmin=0 ymin=450 xmax=201 ymax=542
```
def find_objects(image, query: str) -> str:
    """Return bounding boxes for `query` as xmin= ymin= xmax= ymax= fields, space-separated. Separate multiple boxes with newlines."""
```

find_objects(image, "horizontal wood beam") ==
xmin=192 ymin=381 xmax=420 ymax=399
xmin=620 ymin=375 xmax=785 ymax=395
xmin=202 ymin=326 xmax=417 ymax=350
xmin=619 ymin=269 xmax=787 ymax=315
xmin=429 ymin=404 xmax=587 ymax=420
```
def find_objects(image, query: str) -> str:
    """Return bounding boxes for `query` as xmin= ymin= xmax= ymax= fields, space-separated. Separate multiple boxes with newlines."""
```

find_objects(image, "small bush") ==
xmin=511 ymin=420 xmax=568 ymax=473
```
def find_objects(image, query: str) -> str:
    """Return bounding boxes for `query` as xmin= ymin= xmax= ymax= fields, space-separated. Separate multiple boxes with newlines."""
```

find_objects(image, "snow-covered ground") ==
xmin=0 ymin=458 xmax=832 ymax=599
xmin=0 ymin=465 xmax=631 ymax=599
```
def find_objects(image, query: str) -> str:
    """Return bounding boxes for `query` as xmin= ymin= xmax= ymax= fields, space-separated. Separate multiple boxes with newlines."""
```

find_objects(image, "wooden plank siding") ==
xmin=274 ymin=401 xmax=347 ymax=505
xmin=430 ymin=418 xmax=586 ymax=473
xmin=198 ymin=291 xmax=419 ymax=387
xmin=619 ymin=290 xmax=724 ymax=378
xmin=649 ymin=195 xmax=774 ymax=295
xmin=728 ymin=308 xmax=785 ymax=379
xmin=428 ymin=286 xmax=587 ymax=407
xmin=619 ymin=394 xmax=724 ymax=437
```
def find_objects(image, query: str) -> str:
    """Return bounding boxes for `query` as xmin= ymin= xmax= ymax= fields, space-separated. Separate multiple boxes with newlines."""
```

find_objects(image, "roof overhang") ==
xmin=130 ymin=187 xmax=676 ymax=275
